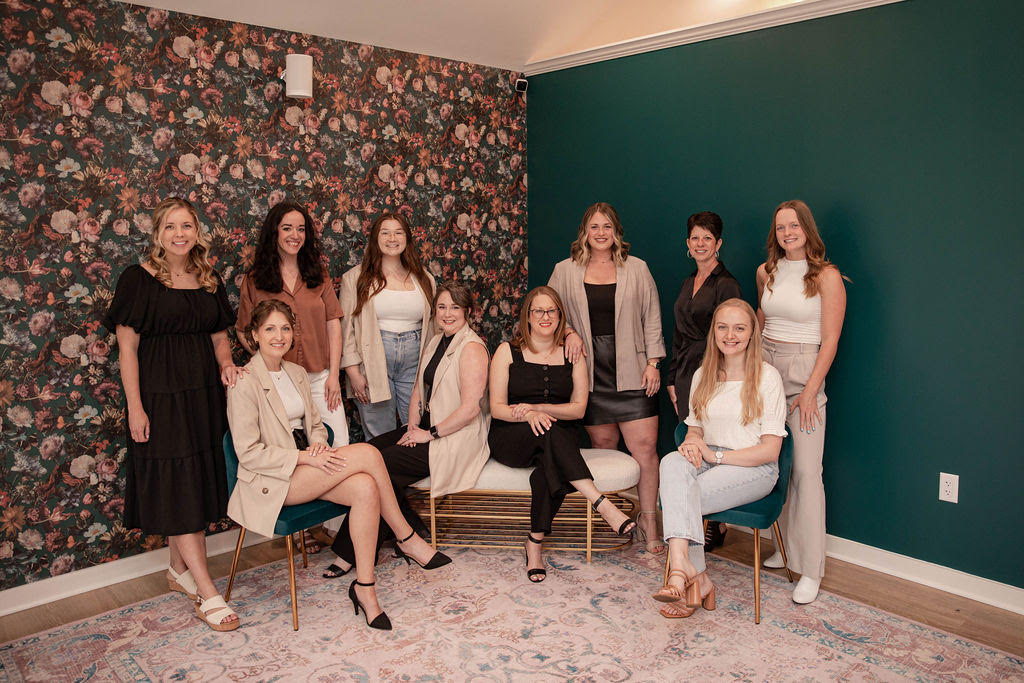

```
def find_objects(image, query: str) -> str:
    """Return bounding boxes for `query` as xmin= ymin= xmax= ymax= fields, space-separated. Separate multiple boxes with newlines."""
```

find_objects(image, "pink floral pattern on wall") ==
xmin=0 ymin=0 xmax=527 ymax=589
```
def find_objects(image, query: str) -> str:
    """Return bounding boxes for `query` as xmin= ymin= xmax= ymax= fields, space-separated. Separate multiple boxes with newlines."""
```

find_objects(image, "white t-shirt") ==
xmin=684 ymin=362 xmax=788 ymax=450
xmin=268 ymin=369 xmax=305 ymax=430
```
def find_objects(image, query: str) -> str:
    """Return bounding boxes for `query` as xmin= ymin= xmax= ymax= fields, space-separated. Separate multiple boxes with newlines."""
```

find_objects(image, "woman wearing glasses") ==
xmin=488 ymin=286 xmax=636 ymax=582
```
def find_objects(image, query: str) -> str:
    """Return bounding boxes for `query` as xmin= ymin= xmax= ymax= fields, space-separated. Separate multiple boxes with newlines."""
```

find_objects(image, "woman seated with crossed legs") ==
xmin=654 ymin=299 xmax=787 ymax=618
xmin=488 ymin=286 xmax=636 ymax=582
xmin=226 ymin=300 xmax=440 ymax=630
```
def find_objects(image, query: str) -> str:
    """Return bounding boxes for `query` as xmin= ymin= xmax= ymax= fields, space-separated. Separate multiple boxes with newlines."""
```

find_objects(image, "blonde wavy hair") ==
xmin=764 ymin=199 xmax=840 ymax=298
xmin=569 ymin=202 xmax=630 ymax=267
xmin=145 ymin=197 xmax=219 ymax=293
xmin=690 ymin=299 xmax=764 ymax=426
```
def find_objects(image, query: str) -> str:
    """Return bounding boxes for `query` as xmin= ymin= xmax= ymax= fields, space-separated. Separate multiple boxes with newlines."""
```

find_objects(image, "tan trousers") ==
xmin=762 ymin=338 xmax=827 ymax=580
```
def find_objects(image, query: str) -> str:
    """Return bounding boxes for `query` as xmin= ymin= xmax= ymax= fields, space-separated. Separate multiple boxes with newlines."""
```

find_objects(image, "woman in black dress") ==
xmin=105 ymin=197 xmax=246 ymax=631
xmin=666 ymin=211 xmax=741 ymax=550
xmin=488 ymin=286 xmax=636 ymax=582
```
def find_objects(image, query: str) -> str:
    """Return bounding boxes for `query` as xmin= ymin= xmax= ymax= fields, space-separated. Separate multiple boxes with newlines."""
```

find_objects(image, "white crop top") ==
xmin=374 ymin=285 xmax=424 ymax=333
xmin=268 ymin=369 xmax=305 ymax=430
xmin=761 ymin=259 xmax=822 ymax=344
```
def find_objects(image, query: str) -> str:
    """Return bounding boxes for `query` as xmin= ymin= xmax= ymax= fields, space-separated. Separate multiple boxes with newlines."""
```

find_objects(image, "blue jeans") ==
xmin=355 ymin=328 xmax=421 ymax=439
xmin=659 ymin=446 xmax=778 ymax=573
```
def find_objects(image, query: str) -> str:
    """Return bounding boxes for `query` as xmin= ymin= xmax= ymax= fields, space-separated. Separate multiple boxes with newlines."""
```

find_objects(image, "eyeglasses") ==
xmin=529 ymin=308 xmax=560 ymax=319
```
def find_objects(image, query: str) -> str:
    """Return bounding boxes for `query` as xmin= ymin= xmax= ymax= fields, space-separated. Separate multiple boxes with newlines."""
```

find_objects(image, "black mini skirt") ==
xmin=584 ymin=334 xmax=659 ymax=426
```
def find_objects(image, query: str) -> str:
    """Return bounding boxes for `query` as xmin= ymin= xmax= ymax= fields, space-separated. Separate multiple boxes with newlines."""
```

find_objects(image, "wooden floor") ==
xmin=2 ymin=530 xmax=1022 ymax=656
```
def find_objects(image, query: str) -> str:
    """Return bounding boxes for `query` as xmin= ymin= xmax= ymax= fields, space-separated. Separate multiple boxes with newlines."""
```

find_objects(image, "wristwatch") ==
xmin=647 ymin=359 xmax=659 ymax=368
xmin=715 ymin=450 xmax=724 ymax=465
xmin=429 ymin=425 xmax=440 ymax=439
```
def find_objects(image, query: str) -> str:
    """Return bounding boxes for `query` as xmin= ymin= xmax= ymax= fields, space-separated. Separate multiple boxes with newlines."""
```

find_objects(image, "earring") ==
xmin=686 ymin=250 xmax=693 ymax=258
xmin=715 ymin=250 xmax=720 ymax=259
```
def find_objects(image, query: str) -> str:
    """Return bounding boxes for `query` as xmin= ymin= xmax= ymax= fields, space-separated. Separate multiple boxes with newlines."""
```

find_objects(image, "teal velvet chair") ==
xmin=223 ymin=425 xmax=346 ymax=630
xmin=668 ymin=422 xmax=795 ymax=623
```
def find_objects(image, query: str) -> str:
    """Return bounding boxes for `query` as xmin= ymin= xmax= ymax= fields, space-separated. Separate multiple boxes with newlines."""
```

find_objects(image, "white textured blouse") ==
xmin=374 ymin=284 xmax=425 ymax=333
xmin=684 ymin=363 xmax=788 ymax=450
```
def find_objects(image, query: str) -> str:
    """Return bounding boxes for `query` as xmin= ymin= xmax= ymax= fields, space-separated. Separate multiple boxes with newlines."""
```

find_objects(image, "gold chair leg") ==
xmin=752 ymin=526 xmax=761 ymax=624
xmin=285 ymin=533 xmax=299 ymax=630
xmin=772 ymin=521 xmax=795 ymax=583
xmin=430 ymin=493 xmax=437 ymax=549
xmin=299 ymin=530 xmax=309 ymax=569
xmin=586 ymin=497 xmax=594 ymax=563
xmin=225 ymin=527 xmax=246 ymax=602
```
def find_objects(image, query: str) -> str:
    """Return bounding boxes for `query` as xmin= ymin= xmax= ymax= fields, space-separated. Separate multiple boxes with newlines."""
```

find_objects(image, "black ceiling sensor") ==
xmin=514 ymin=77 xmax=528 ymax=93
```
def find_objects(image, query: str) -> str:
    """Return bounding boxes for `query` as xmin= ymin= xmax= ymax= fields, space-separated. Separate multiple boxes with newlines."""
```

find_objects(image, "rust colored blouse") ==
xmin=235 ymin=273 xmax=343 ymax=373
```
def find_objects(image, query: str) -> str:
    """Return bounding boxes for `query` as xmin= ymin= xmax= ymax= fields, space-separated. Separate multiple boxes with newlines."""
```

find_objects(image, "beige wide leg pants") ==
xmin=762 ymin=338 xmax=827 ymax=581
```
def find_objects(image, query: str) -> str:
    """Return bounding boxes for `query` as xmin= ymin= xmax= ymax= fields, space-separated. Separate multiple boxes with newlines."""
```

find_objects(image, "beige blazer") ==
xmin=548 ymin=255 xmax=666 ymax=391
xmin=225 ymin=354 xmax=329 ymax=537
xmin=339 ymin=265 xmax=435 ymax=403
xmin=413 ymin=325 xmax=490 ymax=497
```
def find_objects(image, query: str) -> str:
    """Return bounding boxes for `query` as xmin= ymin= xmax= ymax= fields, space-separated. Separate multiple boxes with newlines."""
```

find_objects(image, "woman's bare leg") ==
xmin=618 ymin=416 xmax=661 ymax=546
xmin=168 ymin=532 xmax=238 ymax=625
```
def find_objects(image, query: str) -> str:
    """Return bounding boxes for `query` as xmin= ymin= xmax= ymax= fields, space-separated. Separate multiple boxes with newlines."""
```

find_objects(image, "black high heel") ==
xmin=525 ymin=534 xmax=547 ymax=583
xmin=592 ymin=495 xmax=637 ymax=535
xmin=394 ymin=530 xmax=452 ymax=570
xmin=348 ymin=579 xmax=392 ymax=630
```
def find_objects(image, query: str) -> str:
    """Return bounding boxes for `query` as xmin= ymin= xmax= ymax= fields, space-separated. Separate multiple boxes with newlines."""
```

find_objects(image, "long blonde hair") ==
xmin=690 ymin=299 xmax=764 ymax=425
xmin=146 ymin=197 xmax=219 ymax=292
xmin=764 ymin=199 xmax=842 ymax=298
xmin=569 ymin=202 xmax=630 ymax=267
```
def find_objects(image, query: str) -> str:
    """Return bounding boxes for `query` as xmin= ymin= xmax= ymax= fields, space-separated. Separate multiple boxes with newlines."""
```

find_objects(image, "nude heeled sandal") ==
xmin=653 ymin=569 xmax=692 ymax=603
xmin=194 ymin=594 xmax=239 ymax=631
xmin=167 ymin=566 xmax=198 ymax=601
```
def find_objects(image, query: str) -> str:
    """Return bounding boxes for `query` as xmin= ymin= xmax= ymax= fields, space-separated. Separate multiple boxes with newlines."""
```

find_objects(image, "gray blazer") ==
xmin=548 ymin=255 xmax=666 ymax=392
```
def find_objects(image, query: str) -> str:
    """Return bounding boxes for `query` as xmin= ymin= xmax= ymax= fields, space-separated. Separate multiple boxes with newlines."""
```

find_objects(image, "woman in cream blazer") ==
xmin=329 ymin=281 xmax=490 ymax=564
xmin=226 ymin=299 xmax=448 ymax=629
xmin=339 ymin=214 xmax=435 ymax=440
xmin=547 ymin=202 xmax=667 ymax=552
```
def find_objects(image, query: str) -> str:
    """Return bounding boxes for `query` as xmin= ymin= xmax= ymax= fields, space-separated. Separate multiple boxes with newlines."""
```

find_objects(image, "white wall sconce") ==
xmin=284 ymin=53 xmax=313 ymax=98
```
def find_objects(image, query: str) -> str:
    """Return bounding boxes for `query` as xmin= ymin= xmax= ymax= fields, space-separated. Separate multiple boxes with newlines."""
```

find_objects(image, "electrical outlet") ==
xmin=939 ymin=472 xmax=958 ymax=503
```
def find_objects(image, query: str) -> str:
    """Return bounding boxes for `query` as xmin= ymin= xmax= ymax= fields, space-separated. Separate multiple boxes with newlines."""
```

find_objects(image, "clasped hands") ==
xmin=510 ymin=403 xmax=556 ymax=436
xmin=677 ymin=435 xmax=715 ymax=468
xmin=397 ymin=424 xmax=433 ymax=447
xmin=299 ymin=442 xmax=347 ymax=474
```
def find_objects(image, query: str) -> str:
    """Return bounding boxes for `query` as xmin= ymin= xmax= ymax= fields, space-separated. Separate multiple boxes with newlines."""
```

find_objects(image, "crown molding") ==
xmin=522 ymin=0 xmax=906 ymax=76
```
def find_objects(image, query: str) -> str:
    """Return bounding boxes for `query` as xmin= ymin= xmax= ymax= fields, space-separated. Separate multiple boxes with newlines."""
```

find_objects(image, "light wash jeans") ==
xmin=355 ymin=328 xmax=421 ymax=439
xmin=660 ymin=446 xmax=778 ymax=573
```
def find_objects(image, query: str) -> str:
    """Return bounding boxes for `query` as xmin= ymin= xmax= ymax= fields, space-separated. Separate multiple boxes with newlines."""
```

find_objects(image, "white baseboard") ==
xmin=0 ymin=528 xmax=272 ymax=618
xmin=729 ymin=525 xmax=1024 ymax=616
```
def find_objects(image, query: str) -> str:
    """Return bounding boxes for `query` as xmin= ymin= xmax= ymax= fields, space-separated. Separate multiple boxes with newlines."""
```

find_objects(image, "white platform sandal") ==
xmin=167 ymin=566 xmax=198 ymax=601
xmin=195 ymin=594 xmax=239 ymax=631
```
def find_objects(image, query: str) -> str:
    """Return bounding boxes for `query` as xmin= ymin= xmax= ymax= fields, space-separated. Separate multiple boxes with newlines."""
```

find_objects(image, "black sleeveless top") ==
xmin=585 ymin=282 xmax=616 ymax=337
xmin=506 ymin=345 xmax=574 ymax=405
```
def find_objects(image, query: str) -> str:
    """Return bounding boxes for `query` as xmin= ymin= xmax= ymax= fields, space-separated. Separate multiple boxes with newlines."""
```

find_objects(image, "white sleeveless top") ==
xmin=374 ymin=282 xmax=425 ymax=333
xmin=268 ymin=369 xmax=305 ymax=430
xmin=761 ymin=259 xmax=821 ymax=344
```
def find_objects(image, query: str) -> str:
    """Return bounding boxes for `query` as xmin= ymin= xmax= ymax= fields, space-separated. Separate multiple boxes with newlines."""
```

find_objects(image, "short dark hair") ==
xmin=433 ymin=280 xmax=474 ymax=315
xmin=687 ymin=211 xmax=723 ymax=241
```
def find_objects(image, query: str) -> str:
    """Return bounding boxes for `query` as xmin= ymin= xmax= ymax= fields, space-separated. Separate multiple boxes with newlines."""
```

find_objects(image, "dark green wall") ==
xmin=527 ymin=0 xmax=1024 ymax=587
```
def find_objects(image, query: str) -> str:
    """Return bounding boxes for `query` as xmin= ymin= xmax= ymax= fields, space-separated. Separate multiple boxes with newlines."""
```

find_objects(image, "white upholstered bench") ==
xmin=407 ymin=448 xmax=640 ymax=562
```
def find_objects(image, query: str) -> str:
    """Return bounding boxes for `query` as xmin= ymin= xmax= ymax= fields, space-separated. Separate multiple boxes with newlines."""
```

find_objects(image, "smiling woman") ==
xmin=104 ymin=196 xmax=244 ymax=631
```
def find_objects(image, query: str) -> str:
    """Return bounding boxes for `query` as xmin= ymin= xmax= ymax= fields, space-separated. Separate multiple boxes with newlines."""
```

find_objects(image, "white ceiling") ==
xmin=121 ymin=0 xmax=901 ymax=74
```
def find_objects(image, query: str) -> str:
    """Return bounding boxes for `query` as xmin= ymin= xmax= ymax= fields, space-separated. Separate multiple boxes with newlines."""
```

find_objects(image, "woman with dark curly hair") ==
xmin=236 ymin=202 xmax=349 ymax=448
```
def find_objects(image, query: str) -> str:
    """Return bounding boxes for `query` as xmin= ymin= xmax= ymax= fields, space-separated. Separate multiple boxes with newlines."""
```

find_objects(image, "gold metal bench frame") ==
xmin=408 ymin=488 xmax=635 ymax=562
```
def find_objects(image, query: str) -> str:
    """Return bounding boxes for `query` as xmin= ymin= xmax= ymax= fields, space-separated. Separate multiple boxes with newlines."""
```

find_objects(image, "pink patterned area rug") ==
xmin=1 ymin=544 xmax=1020 ymax=681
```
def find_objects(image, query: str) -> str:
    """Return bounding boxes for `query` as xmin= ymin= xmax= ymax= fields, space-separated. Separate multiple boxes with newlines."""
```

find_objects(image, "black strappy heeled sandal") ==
xmin=394 ymin=530 xmax=452 ymax=570
xmin=322 ymin=561 xmax=352 ymax=579
xmin=592 ymin=494 xmax=637 ymax=535
xmin=348 ymin=579 xmax=392 ymax=630
xmin=525 ymin=534 xmax=547 ymax=583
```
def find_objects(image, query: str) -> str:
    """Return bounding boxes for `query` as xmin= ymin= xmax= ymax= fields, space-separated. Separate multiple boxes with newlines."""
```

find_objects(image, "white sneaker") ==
xmin=762 ymin=551 xmax=785 ymax=569
xmin=792 ymin=576 xmax=821 ymax=604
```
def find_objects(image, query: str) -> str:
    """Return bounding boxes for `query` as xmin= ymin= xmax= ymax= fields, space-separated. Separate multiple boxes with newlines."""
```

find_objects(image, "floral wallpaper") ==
xmin=0 ymin=0 xmax=527 ymax=589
